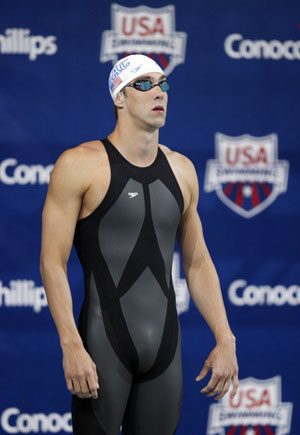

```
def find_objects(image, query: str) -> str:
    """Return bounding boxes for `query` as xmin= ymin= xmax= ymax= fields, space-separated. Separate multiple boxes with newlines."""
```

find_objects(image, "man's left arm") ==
xmin=178 ymin=157 xmax=238 ymax=400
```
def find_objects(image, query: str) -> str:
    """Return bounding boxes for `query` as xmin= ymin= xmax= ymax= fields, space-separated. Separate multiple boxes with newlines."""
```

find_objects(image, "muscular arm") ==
xmin=40 ymin=148 xmax=99 ymax=399
xmin=179 ymin=157 xmax=238 ymax=400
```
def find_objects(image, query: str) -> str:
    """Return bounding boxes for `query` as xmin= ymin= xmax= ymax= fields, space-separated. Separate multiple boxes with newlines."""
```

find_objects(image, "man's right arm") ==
xmin=40 ymin=148 xmax=99 ymax=399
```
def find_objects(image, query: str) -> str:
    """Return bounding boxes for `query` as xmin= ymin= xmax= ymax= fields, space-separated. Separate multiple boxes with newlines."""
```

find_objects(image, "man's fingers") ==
xmin=215 ymin=377 xmax=231 ymax=400
xmin=230 ymin=374 xmax=239 ymax=398
xmin=66 ymin=378 xmax=74 ymax=394
xmin=79 ymin=377 xmax=93 ymax=398
xmin=87 ymin=376 xmax=99 ymax=399
xmin=72 ymin=378 xmax=91 ymax=399
xmin=195 ymin=362 xmax=210 ymax=381
xmin=66 ymin=366 xmax=99 ymax=399
xmin=205 ymin=373 xmax=239 ymax=400
xmin=92 ymin=365 xmax=100 ymax=391
xmin=200 ymin=372 xmax=218 ymax=393
xmin=93 ymin=364 xmax=99 ymax=385
xmin=197 ymin=345 xmax=239 ymax=400
xmin=72 ymin=379 xmax=82 ymax=396
xmin=205 ymin=378 xmax=226 ymax=398
xmin=72 ymin=379 xmax=81 ymax=395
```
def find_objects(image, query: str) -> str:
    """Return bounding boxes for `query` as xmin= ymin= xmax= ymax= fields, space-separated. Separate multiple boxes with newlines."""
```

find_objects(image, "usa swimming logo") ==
xmin=100 ymin=3 xmax=187 ymax=75
xmin=204 ymin=133 xmax=289 ymax=218
xmin=207 ymin=376 xmax=293 ymax=435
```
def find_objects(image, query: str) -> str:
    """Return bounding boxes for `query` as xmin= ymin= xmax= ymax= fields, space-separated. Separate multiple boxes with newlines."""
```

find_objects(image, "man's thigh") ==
xmin=73 ymin=274 xmax=133 ymax=435
xmin=72 ymin=361 xmax=132 ymax=435
xmin=122 ymin=329 xmax=182 ymax=435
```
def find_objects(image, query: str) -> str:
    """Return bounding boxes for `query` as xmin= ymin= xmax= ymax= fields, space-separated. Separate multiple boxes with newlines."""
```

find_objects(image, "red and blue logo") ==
xmin=100 ymin=4 xmax=187 ymax=76
xmin=207 ymin=376 xmax=293 ymax=435
xmin=204 ymin=133 xmax=289 ymax=218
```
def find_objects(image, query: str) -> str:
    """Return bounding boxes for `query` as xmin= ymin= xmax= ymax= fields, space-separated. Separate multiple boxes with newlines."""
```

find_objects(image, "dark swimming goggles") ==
xmin=125 ymin=80 xmax=170 ymax=92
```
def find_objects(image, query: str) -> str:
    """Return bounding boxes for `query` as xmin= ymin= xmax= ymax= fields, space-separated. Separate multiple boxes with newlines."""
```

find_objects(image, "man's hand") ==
xmin=62 ymin=343 xmax=99 ymax=399
xmin=195 ymin=339 xmax=239 ymax=400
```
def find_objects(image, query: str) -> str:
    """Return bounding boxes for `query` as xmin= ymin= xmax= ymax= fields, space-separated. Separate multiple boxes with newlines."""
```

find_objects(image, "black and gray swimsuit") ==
xmin=72 ymin=138 xmax=184 ymax=435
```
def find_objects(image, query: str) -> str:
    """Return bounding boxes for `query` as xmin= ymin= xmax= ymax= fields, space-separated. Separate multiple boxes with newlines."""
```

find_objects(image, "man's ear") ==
xmin=114 ymin=91 xmax=125 ymax=108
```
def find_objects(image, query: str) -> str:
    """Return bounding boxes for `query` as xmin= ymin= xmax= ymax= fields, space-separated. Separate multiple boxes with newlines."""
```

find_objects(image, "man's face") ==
xmin=121 ymin=72 xmax=168 ymax=131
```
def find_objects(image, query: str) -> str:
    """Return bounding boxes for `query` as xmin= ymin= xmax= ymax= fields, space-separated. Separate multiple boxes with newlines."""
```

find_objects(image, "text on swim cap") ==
xmin=109 ymin=59 xmax=131 ymax=83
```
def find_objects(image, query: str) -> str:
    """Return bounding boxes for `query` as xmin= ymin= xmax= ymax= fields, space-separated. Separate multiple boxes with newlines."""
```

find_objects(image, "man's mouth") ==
xmin=152 ymin=106 xmax=164 ymax=112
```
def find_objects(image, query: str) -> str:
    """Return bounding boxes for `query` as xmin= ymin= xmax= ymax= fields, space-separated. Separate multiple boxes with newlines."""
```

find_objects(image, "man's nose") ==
xmin=153 ymin=85 xmax=165 ymax=98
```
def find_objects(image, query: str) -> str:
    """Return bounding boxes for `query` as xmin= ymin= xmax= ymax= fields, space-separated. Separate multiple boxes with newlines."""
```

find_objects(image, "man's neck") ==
xmin=108 ymin=122 xmax=159 ymax=167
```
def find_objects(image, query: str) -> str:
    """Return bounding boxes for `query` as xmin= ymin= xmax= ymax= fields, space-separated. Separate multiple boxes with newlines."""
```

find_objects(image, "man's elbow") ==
xmin=182 ymin=261 xmax=199 ymax=280
xmin=40 ymin=253 xmax=67 ymax=281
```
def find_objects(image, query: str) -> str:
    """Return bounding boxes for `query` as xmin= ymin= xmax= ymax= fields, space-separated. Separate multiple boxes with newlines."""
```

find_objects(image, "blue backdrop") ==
xmin=1 ymin=1 xmax=299 ymax=434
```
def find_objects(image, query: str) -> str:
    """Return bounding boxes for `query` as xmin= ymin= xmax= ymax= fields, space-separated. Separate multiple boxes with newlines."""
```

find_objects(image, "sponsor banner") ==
xmin=207 ymin=376 xmax=293 ymax=435
xmin=0 ymin=159 xmax=53 ymax=185
xmin=100 ymin=3 xmax=187 ymax=75
xmin=224 ymin=33 xmax=300 ymax=60
xmin=0 ymin=29 xmax=58 ymax=61
xmin=228 ymin=280 xmax=300 ymax=307
xmin=0 ymin=408 xmax=72 ymax=433
xmin=204 ymin=133 xmax=289 ymax=218
xmin=0 ymin=280 xmax=47 ymax=313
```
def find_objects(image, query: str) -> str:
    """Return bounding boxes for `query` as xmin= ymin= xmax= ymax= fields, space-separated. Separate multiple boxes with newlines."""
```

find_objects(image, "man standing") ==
xmin=40 ymin=54 xmax=238 ymax=435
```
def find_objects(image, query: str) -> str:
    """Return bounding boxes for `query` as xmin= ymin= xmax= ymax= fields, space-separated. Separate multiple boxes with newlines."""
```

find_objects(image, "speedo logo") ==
xmin=0 ymin=280 xmax=48 ymax=313
xmin=0 ymin=158 xmax=53 ymax=185
xmin=128 ymin=192 xmax=138 ymax=198
xmin=1 ymin=408 xmax=72 ymax=433
xmin=0 ymin=29 xmax=57 ymax=61
xmin=228 ymin=279 xmax=300 ymax=306
xmin=224 ymin=33 xmax=300 ymax=60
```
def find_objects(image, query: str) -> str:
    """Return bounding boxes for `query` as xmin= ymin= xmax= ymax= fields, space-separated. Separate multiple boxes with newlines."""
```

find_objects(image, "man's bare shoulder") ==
xmin=49 ymin=140 xmax=108 ymax=193
xmin=159 ymin=144 xmax=197 ymax=179
xmin=52 ymin=140 xmax=108 ymax=177
xmin=55 ymin=140 xmax=106 ymax=168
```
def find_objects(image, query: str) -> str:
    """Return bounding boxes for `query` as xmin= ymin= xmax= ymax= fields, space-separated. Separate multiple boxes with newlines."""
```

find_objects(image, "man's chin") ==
xmin=153 ymin=118 xmax=167 ymax=128
xmin=141 ymin=116 xmax=167 ymax=131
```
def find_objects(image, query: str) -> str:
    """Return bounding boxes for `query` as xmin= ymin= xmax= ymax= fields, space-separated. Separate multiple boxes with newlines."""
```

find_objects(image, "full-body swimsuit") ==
xmin=72 ymin=138 xmax=184 ymax=435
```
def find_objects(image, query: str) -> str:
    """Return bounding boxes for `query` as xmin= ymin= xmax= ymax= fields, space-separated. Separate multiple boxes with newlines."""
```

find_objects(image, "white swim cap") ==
xmin=108 ymin=54 xmax=165 ymax=100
